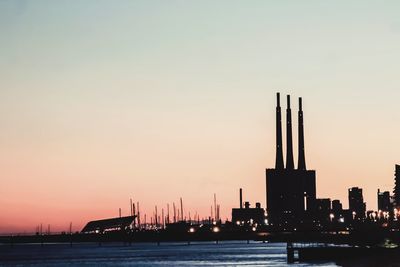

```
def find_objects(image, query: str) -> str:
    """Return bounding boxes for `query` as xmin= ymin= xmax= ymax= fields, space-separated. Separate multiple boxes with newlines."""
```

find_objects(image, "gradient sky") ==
xmin=1 ymin=0 xmax=400 ymax=233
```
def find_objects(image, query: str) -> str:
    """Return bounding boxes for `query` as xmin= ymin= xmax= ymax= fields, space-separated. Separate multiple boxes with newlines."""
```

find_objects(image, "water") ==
xmin=0 ymin=241 xmax=337 ymax=266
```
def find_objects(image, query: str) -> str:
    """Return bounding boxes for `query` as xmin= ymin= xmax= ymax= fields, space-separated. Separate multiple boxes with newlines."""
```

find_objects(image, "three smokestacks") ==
xmin=275 ymin=93 xmax=307 ymax=171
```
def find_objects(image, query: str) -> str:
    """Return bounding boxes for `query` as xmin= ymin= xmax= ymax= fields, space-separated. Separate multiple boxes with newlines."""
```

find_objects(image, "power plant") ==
xmin=266 ymin=93 xmax=316 ymax=227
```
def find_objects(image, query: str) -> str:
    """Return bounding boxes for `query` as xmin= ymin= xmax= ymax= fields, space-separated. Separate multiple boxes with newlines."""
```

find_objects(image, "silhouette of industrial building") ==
xmin=231 ymin=188 xmax=265 ymax=226
xmin=266 ymin=93 xmax=316 ymax=228
xmin=230 ymin=93 xmax=399 ymax=232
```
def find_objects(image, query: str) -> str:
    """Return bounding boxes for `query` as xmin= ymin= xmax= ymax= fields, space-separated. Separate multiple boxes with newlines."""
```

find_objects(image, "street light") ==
xmin=212 ymin=226 xmax=220 ymax=233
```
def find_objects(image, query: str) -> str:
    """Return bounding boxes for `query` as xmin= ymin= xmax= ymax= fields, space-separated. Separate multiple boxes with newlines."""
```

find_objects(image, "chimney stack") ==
xmin=275 ymin=93 xmax=284 ymax=169
xmin=240 ymin=188 xmax=243 ymax=209
xmin=298 ymin=97 xmax=306 ymax=170
xmin=286 ymin=95 xmax=294 ymax=170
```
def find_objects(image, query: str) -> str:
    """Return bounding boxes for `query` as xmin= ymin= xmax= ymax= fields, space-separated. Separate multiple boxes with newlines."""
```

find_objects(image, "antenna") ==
xmin=214 ymin=193 xmax=217 ymax=221
xmin=137 ymin=202 xmax=140 ymax=228
xmin=173 ymin=203 xmax=176 ymax=223
xmin=130 ymin=198 xmax=133 ymax=216
xmin=155 ymin=206 xmax=158 ymax=227
xmin=167 ymin=203 xmax=170 ymax=224
xmin=162 ymin=208 xmax=165 ymax=229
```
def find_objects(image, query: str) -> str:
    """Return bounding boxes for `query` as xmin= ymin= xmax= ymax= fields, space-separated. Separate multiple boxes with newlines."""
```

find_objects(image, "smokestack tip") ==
xmin=287 ymin=95 xmax=291 ymax=108
xmin=299 ymin=97 xmax=303 ymax=111
xmin=276 ymin=92 xmax=280 ymax=106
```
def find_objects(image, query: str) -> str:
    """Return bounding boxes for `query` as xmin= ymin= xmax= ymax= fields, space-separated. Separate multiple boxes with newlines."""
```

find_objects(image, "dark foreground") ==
xmin=3 ymin=241 xmax=400 ymax=266
xmin=0 ymin=241 xmax=335 ymax=266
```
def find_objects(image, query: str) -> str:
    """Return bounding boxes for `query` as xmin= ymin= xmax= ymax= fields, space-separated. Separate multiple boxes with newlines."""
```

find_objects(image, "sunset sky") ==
xmin=1 ymin=1 xmax=399 ymax=233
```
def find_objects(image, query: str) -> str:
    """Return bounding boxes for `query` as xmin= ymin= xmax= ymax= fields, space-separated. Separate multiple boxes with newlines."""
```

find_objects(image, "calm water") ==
xmin=0 ymin=241 xmax=337 ymax=266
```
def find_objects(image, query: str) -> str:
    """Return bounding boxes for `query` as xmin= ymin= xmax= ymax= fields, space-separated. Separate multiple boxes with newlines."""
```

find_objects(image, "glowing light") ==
xmin=189 ymin=227 xmax=195 ymax=233
xmin=252 ymin=227 xmax=256 ymax=232
xmin=352 ymin=211 xmax=356 ymax=219
xmin=212 ymin=226 xmax=220 ymax=233
xmin=339 ymin=217 xmax=345 ymax=223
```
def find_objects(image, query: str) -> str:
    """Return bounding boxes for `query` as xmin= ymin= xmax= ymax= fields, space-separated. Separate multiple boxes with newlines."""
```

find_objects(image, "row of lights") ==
xmin=188 ymin=226 xmax=220 ymax=233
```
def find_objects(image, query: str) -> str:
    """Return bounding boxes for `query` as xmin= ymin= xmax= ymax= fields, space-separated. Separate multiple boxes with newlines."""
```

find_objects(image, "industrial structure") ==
xmin=231 ymin=188 xmax=265 ymax=226
xmin=81 ymin=215 xmax=136 ymax=234
xmin=263 ymin=93 xmax=399 ymax=230
xmin=265 ymin=93 xmax=316 ymax=228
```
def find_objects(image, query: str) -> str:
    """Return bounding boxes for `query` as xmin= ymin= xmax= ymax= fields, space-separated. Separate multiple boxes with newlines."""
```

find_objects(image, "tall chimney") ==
xmin=275 ymin=93 xmax=284 ymax=169
xmin=239 ymin=188 xmax=243 ymax=209
xmin=286 ymin=95 xmax=294 ymax=170
xmin=298 ymin=97 xmax=306 ymax=170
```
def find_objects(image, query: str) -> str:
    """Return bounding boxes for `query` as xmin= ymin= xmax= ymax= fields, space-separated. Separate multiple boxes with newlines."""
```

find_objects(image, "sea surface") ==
xmin=0 ymin=241 xmax=337 ymax=266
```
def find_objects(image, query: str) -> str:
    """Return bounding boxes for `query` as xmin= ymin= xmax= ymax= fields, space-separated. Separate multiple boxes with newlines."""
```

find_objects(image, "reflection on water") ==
xmin=0 ymin=241 xmax=337 ymax=266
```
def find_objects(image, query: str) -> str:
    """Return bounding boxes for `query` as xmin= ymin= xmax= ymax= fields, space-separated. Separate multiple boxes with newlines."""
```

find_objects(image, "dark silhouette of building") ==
xmin=332 ymin=199 xmax=343 ymax=214
xmin=377 ymin=189 xmax=391 ymax=212
xmin=81 ymin=216 xmax=136 ymax=233
xmin=313 ymin=198 xmax=331 ymax=223
xmin=394 ymin=165 xmax=400 ymax=207
xmin=266 ymin=93 xmax=316 ymax=227
xmin=348 ymin=187 xmax=366 ymax=219
xmin=315 ymin=198 xmax=331 ymax=214
xmin=232 ymin=189 xmax=265 ymax=225
xmin=331 ymin=199 xmax=344 ymax=221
